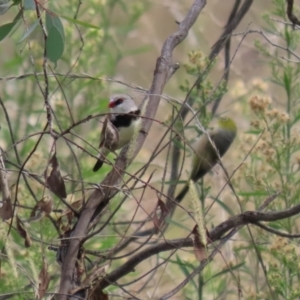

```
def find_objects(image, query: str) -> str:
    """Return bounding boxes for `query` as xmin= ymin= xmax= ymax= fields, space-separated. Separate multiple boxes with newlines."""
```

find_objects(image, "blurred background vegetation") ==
xmin=1 ymin=0 xmax=300 ymax=299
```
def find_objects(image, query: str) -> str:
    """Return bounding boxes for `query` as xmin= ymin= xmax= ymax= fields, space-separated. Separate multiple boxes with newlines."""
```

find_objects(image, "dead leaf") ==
xmin=71 ymin=263 xmax=110 ymax=298
xmin=16 ymin=216 xmax=31 ymax=247
xmin=192 ymin=225 xmax=207 ymax=262
xmin=60 ymin=199 xmax=82 ymax=218
xmin=45 ymin=153 xmax=67 ymax=198
xmin=77 ymin=248 xmax=85 ymax=280
xmin=70 ymin=199 xmax=83 ymax=210
xmin=0 ymin=196 xmax=13 ymax=221
xmin=56 ymin=199 xmax=82 ymax=231
xmin=82 ymin=263 xmax=110 ymax=287
xmin=28 ymin=195 xmax=53 ymax=223
xmin=38 ymin=260 xmax=50 ymax=299
xmin=152 ymin=199 xmax=169 ymax=233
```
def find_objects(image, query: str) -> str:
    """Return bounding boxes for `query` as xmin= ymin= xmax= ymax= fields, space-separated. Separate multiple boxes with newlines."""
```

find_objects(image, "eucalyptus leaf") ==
xmin=18 ymin=19 xmax=39 ymax=43
xmin=46 ymin=12 xmax=64 ymax=39
xmin=60 ymin=14 xmax=100 ymax=29
xmin=0 ymin=10 xmax=21 ymax=42
xmin=45 ymin=13 xmax=65 ymax=65
xmin=0 ymin=22 xmax=15 ymax=42
xmin=46 ymin=26 xmax=64 ymax=65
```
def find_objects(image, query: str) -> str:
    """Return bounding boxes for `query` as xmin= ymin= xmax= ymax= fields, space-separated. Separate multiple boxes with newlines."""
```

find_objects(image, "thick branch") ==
xmin=209 ymin=202 xmax=300 ymax=239
xmin=100 ymin=198 xmax=300 ymax=290
xmin=99 ymin=238 xmax=193 ymax=289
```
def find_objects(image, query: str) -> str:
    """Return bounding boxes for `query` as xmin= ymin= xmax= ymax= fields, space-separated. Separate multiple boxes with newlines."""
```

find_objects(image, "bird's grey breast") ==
xmin=212 ymin=130 xmax=236 ymax=157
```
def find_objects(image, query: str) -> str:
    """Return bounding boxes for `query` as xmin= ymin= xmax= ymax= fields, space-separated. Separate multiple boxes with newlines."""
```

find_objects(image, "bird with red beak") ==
xmin=93 ymin=94 xmax=140 ymax=171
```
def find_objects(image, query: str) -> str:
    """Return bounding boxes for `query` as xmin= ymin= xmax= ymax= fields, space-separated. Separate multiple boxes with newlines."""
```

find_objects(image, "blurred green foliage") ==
xmin=0 ymin=0 xmax=150 ymax=297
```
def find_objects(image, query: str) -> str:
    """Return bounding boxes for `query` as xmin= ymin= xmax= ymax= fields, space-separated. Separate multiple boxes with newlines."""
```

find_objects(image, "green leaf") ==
xmin=238 ymin=191 xmax=269 ymax=197
xmin=245 ymin=129 xmax=263 ymax=135
xmin=167 ymin=218 xmax=191 ymax=231
xmin=46 ymin=12 xmax=64 ymax=38
xmin=23 ymin=0 xmax=35 ymax=10
xmin=0 ymin=22 xmax=15 ymax=42
xmin=205 ymin=262 xmax=245 ymax=283
xmin=0 ymin=9 xmax=21 ymax=41
xmin=267 ymin=222 xmax=283 ymax=230
xmin=45 ymin=13 xmax=65 ymax=65
xmin=175 ymin=255 xmax=198 ymax=290
xmin=46 ymin=28 xmax=64 ymax=65
xmin=291 ymin=110 xmax=300 ymax=126
xmin=18 ymin=19 xmax=39 ymax=43
xmin=59 ymin=15 xmax=100 ymax=29
xmin=169 ymin=256 xmax=194 ymax=270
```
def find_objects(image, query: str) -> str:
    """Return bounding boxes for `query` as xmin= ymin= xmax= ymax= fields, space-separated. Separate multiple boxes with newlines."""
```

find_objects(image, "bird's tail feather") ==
xmin=175 ymin=184 xmax=189 ymax=203
xmin=93 ymin=150 xmax=108 ymax=172
xmin=93 ymin=159 xmax=104 ymax=172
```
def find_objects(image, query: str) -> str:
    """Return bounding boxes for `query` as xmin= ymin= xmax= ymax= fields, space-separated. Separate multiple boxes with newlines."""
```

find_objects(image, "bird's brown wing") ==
xmin=99 ymin=115 xmax=119 ymax=151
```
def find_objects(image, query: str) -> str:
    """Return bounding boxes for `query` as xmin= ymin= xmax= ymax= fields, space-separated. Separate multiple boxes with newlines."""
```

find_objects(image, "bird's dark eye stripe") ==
xmin=115 ymin=98 xmax=124 ymax=105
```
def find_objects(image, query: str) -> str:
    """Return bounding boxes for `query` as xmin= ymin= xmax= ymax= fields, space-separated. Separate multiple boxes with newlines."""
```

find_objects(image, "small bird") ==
xmin=176 ymin=117 xmax=237 ymax=202
xmin=93 ymin=94 xmax=140 ymax=172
